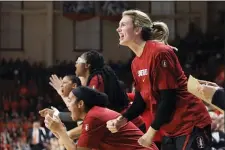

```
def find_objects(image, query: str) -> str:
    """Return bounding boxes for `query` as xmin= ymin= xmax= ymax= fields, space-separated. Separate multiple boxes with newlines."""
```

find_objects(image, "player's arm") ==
xmin=151 ymin=89 xmax=177 ymax=130
xmin=212 ymin=88 xmax=225 ymax=110
xmin=150 ymin=51 xmax=178 ymax=131
xmin=67 ymin=125 xmax=82 ymax=140
xmin=45 ymin=113 xmax=89 ymax=150
xmin=58 ymin=112 xmax=81 ymax=136
xmin=58 ymin=131 xmax=90 ymax=150
xmin=122 ymin=91 xmax=146 ymax=121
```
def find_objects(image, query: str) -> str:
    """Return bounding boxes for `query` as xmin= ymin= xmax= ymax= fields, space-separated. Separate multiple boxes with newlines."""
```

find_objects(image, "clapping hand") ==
xmin=49 ymin=74 xmax=63 ymax=96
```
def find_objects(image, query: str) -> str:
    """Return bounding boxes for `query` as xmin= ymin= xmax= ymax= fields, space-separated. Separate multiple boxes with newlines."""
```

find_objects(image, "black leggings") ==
xmin=161 ymin=125 xmax=212 ymax=150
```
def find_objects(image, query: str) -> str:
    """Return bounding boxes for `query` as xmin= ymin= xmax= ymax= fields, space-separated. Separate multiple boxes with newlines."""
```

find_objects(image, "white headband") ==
xmin=76 ymin=57 xmax=87 ymax=64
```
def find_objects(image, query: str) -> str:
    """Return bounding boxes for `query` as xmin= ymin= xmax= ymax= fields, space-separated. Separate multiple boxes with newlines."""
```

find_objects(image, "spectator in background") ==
xmin=3 ymin=95 xmax=10 ymax=115
xmin=11 ymin=95 xmax=19 ymax=118
xmin=27 ymin=120 xmax=47 ymax=150
xmin=209 ymin=110 xmax=225 ymax=150
xmin=214 ymin=65 xmax=225 ymax=87
xmin=19 ymin=96 xmax=29 ymax=117
xmin=49 ymin=138 xmax=64 ymax=150
xmin=0 ymin=128 xmax=12 ymax=149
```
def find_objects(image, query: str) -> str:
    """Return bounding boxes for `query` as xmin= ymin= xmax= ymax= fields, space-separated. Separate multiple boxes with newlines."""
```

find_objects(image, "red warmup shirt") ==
xmin=131 ymin=40 xmax=211 ymax=137
xmin=77 ymin=106 xmax=158 ymax=150
xmin=88 ymin=75 xmax=105 ymax=92
xmin=88 ymin=75 xmax=144 ymax=128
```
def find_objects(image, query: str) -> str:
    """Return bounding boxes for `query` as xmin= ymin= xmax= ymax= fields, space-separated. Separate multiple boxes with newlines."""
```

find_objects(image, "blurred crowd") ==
xmin=0 ymin=22 xmax=225 ymax=150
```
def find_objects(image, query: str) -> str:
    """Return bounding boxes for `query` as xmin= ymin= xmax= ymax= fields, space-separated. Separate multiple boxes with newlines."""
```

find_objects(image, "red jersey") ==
xmin=131 ymin=41 xmax=211 ymax=136
xmin=88 ymin=75 xmax=104 ymax=92
xmin=78 ymin=106 xmax=158 ymax=150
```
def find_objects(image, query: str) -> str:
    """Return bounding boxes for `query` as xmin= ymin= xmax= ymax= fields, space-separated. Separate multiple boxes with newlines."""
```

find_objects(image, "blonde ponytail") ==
xmin=151 ymin=21 xmax=178 ymax=51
